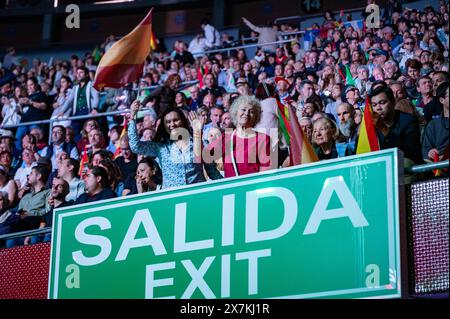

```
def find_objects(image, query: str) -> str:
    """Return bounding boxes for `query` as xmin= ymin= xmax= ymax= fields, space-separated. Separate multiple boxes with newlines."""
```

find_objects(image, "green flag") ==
xmin=345 ymin=65 xmax=355 ymax=86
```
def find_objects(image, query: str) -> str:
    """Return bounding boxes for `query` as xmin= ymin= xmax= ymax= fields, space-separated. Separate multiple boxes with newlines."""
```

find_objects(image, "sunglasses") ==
xmin=405 ymin=42 xmax=414 ymax=45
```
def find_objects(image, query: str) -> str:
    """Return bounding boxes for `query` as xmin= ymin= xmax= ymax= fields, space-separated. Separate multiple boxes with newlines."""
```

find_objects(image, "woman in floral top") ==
xmin=128 ymin=100 xmax=222 ymax=189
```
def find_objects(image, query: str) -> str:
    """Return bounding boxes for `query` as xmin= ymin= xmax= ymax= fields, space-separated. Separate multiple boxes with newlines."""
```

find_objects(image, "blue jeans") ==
xmin=6 ymin=237 xmax=25 ymax=248
xmin=30 ymin=233 xmax=51 ymax=245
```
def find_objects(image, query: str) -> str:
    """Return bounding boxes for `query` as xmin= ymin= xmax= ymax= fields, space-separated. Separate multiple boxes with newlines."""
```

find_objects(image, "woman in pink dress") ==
xmin=206 ymin=95 xmax=277 ymax=177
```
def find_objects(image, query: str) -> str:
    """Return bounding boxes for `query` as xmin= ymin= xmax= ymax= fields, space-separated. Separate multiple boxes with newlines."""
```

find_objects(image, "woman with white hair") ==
xmin=312 ymin=117 xmax=340 ymax=160
xmin=206 ymin=95 xmax=277 ymax=177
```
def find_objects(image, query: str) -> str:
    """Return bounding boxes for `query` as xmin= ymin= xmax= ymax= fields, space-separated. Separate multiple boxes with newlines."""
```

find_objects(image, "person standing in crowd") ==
xmin=201 ymin=19 xmax=221 ymax=49
xmin=241 ymin=17 xmax=279 ymax=53
xmin=128 ymin=100 xmax=223 ymax=189
xmin=206 ymin=95 xmax=277 ymax=177
xmin=14 ymin=77 xmax=49 ymax=151
xmin=61 ymin=67 xmax=99 ymax=140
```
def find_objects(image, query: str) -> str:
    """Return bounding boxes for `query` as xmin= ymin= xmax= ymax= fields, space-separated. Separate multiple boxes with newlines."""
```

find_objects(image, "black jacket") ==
xmin=377 ymin=110 xmax=423 ymax=164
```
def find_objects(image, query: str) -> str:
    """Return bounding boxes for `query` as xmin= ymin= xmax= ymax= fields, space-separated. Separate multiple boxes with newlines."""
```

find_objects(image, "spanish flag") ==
xmin=276 ymin=99 xmax=318 ymax=165
xmin=150 ymin=30 xmax=157 ymax=51
xmin=79 ymin=145 xmax=89 ymax=176
xmin=356 ymin=96 xmax=380 ymax=154
xmin=93 ymin=8 xmax=154 ymax=90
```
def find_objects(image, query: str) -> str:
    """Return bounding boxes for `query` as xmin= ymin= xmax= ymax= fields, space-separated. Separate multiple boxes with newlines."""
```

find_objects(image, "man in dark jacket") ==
xmin=369 ymin=85 xmax=423 ymax=164
xmin=75 ymin=166 xmax=116 ymax=204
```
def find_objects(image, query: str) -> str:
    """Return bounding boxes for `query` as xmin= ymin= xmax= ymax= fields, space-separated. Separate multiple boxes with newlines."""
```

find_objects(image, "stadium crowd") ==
xmin=0 ymin=0 xmax=449 ymax=247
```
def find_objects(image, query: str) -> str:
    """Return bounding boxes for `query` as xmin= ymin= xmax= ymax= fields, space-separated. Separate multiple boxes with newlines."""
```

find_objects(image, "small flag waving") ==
xmin=356 ymin=96 xmax=380 ymax=154
xmin=93 ymin=8 xmax=154 ymax=90
xmin=276 ymin=100 xmax=318 ymax=165
xmin=150 ymin=30 xmax=157 ymax=50
xmin=79 ymin=145 xmax=89 ymax=176
xmin=113 ymin=119 xmax=128 ymax=159
xmin=345 ymin=64 xmax=355 ymax=86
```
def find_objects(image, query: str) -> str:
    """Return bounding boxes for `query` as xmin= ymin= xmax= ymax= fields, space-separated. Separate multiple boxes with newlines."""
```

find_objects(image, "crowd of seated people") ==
xmin=0 ymin=0 xmax=448 ymax=247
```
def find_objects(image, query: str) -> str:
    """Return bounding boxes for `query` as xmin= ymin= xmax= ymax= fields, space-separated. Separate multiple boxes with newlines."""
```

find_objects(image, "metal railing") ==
xmin=405 ymin=160 xmax=450 ymax=174
xmin=0 ymin=160 xmax=448 ymax=243
xmin=1 ymin=109 xmax=132 ymax=130
xmin=1 ymin=80 xmax=200 ymax=130
xmin=198 ymin=38 xmax=297 ymax=56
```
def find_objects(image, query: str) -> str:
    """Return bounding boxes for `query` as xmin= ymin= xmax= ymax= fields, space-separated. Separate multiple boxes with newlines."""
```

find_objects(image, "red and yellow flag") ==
xmin=276 ymin=100 xmax=318 ymax=165
xmin=356 ymin=96 xmax=380 ymax=154
xmin=78 ymin=145 xmax=89 ymax=176
xmin=93 ymin=8 xmax=154 ymax=90
xmin=150 ymin=30 xmax=157 ymax=51
xmin=113 ymin=119 xmax=128 ymax=159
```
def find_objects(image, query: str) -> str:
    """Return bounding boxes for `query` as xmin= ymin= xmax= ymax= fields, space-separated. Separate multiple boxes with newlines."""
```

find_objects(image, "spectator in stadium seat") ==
xmin=77 ymin=119 xmax=100 ymax=152
xmin=61 ymin=66 xmax=99 ymax=141
xmin=114 ymin=135 xmax=137 ymax=181
xmin=6 ymin=165 xmax=51 ymax=247
xmin=188 ymin=33 xmax=207 ymax=58
xmin=142 ymin=74 xmax=181 ymax=118
xmin=173 ymin=41 xmax=195 ymax=65
xmin=14 ymin=77 xmax=50 ymax=151
xmin=40 ymin=125 xmax=79 ymax=169
xmin=14 ymin=148 xmax=36 ymax=191
xmin=422 ymin=82 xmax=449 ymax=162
xmin=122 ymin=157 xmax=158 ymax=196
xmin=206 ymin=95 xmax=276 ymax=177
xmin=335 ymin=103 xmax=359 ymax=156
xmin=0 ymin=164 xmax=17 ymax=206
xmin=58 ymin=157 xmax=85 ymax=202
xmin=313 ymin=117 xmax=339 ymax=160
xmin=98 ymin=158 xmax=124 ymax=197
xmin=370 ymin=85 xmax=423 ymax=164
xmin=199 ymin=73 xmax=226 ymax=101
xmin=129 ymin=100 xmax=222 ymax=189
xmin=30 ymin=177 xmax=71 ymax=245
xmin=74 ymin=166 xmax=116 ymax=205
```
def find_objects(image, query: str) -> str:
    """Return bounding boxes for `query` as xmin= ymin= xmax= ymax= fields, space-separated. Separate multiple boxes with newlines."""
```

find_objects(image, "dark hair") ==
xmin=91 ymin=150 xmax=114 ymax=164
xmin=67 ymin=158 xmax=80 ymax=177
xmin=138 ymin=157 xmax=156 ymax=169
xmin=139 ymin=157 xmax=162 ymax=185
xmin=436 ymin=82 xmax=449 ymax=100
xmin=77 ymin=66 xmax=89 ymax=74
xmin=32 ymin=165 xmax=50 ymax=183
xmin=255 ymin=83 xmax=276 ymax=99
xmin=60 ymin=75 xmax=73 ymax=87
xmin=405 ymin=58 xmax=422 ymax=70
xmin=369 ymin=85 xmax=395 ymax=103
xmin=153 ymin=107 xmax=191 ymax=142
xmin=306 ymin=94 xmax=324 ymax=111
xmin=91 ymin=166 xmax=110 ymax=189
xmin=433 ymin=71 xmax=449 ymax=82
xmin=99 ymin=158 xmax=123 ymax=187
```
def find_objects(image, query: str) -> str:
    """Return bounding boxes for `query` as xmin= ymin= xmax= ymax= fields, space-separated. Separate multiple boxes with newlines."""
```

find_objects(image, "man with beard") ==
xmin=335 ymin=103 xmax=358 ymax=157
xmin=29 ymin=177 xmax=71 ymax=244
